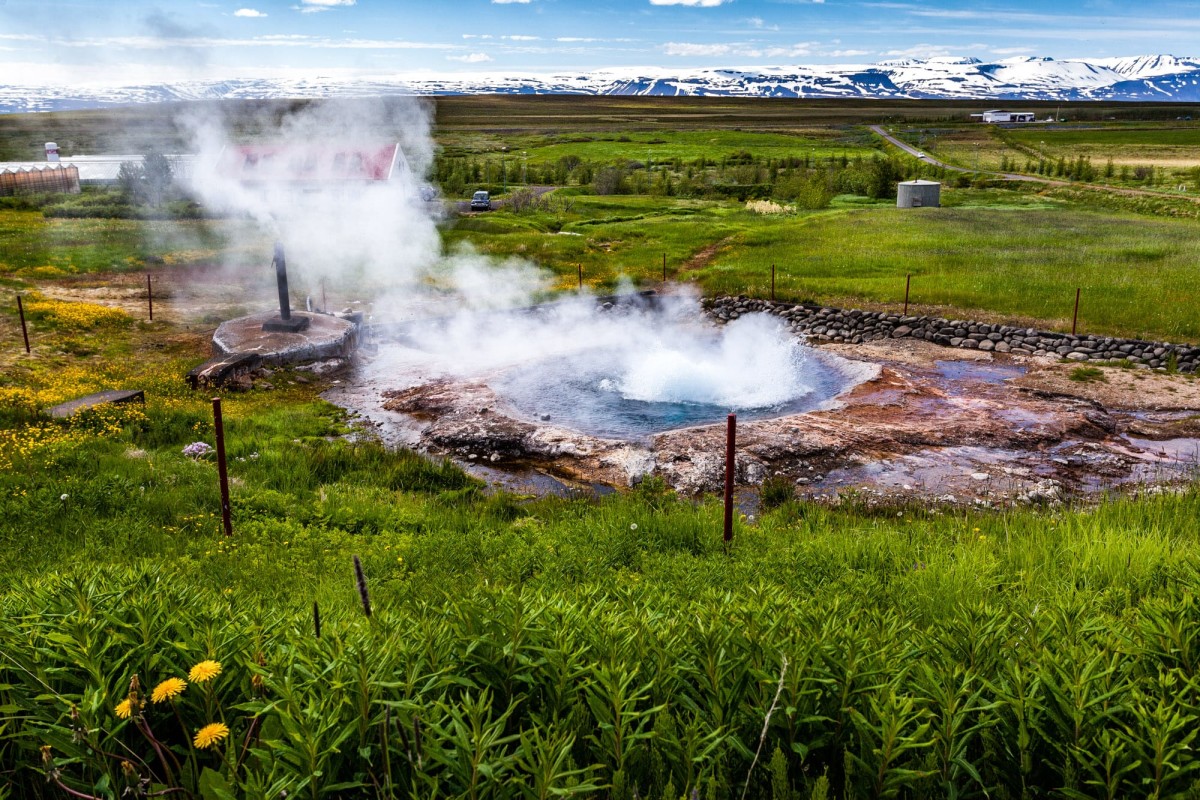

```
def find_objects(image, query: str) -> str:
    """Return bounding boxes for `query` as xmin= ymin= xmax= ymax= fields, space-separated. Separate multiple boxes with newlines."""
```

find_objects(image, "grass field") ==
xmin=6 ymin=98 xmax=1200 ymax=798
xmin=5 ymin=305 xmax=1200 ymax=798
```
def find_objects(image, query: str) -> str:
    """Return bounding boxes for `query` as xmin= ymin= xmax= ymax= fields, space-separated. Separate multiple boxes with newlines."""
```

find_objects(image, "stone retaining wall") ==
xmin=704 ymin=296 xmax=1199 ymax=373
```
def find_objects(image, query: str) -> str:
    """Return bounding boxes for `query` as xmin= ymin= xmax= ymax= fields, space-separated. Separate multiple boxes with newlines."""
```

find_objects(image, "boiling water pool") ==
xmin=488 ymin=325 xmax=864 ymax=439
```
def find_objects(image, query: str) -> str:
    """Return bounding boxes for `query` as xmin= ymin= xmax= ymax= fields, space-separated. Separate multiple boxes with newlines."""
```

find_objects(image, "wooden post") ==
xmin=578 ymin=264 xmax=583 ymax=290
xmin=146 ymin=273 xmax=153 ymax=321
xmin=903 ymin=273 xmax=911 ymax=315
xmin=771 ymin=264 xmax=776 ymax=302
xmin=212 ymin=397 xmax=233 ymax=537
xmin=17 ymin=295 xmax=30 ymax=354
xmin=1072 ymin=288 xmax=1081 ymax=336
xmin=724 ymin=413 xmax=736 ymax=545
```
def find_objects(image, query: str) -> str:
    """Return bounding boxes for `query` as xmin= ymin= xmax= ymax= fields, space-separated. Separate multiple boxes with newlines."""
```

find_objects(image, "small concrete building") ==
xmin=897 ymin=179 xmax=941 ymax=208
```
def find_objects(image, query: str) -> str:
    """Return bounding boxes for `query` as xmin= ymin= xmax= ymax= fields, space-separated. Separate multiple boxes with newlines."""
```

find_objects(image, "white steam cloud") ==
xmin=176 ymin=100 xmax=854 ymax=431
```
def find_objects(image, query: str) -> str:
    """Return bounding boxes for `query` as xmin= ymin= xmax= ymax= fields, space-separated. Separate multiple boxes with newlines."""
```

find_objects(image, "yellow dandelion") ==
xmin=150 ymin=678 xmax=187 ymax=704
xmin=115 ymin=698 xmax=134 ymax=719
xmin=193 ymin=722 xmax=230 ymax=750
xmin=188 ymin=660 xmax=222 ymax=684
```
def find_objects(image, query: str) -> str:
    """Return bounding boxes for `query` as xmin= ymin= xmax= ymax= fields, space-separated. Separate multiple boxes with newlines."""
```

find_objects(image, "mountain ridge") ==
xmin=3 ymin=54 xmax=1200 ymax=113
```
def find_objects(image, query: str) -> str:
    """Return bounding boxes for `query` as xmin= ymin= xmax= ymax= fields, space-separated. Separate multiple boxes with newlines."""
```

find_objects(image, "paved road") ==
xmin=870 ymin=124 xmax=1200 ymax=204
xmin=869 ymin=125 xmax=1038 ymax=181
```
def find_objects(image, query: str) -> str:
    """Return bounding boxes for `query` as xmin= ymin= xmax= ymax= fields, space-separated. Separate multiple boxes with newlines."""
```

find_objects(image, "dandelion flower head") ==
xmin=114 ymin=698 xmax=134 ymax=719
xmin=188 ymin=660 xmax=222 ymax=684
xmin=193 ymin=722 xmax=230 ymax=750
xmin=151 ymin=677 xmax=187 ymax=703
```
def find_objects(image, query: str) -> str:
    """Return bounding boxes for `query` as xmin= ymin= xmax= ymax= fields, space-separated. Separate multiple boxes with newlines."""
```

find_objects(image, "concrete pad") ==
xmin=212 ymin=311 xmax=358 ymax=366
xmin=47 ymin=389 xmax=145 ymax=419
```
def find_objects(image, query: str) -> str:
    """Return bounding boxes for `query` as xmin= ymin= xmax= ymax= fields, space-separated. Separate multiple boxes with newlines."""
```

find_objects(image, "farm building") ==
xmin=214 ymin=143 xmax=407 ymax=186
xmin=0 ymin=164 xmax=80 ymax=197
xmin=0 ymin=141 xmax=195 ymax=187
xmin=970 ymin=110 xmax=1036 ymax=123
xmin=897 ymin=180 xmax=941 ymax=208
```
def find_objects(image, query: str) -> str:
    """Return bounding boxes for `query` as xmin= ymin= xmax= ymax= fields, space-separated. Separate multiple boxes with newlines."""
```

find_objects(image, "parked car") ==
xmin=470 ymin=190 xmax=491 ymax=211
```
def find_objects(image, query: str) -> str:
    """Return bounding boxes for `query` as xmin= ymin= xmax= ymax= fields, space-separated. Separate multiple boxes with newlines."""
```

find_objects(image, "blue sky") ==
xmin=2 ymin=0 xmax=1199 ymax=85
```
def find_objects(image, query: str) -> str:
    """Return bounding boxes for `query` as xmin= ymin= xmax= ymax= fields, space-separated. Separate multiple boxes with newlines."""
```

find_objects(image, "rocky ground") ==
xmin=356 ymin=333 xmax=1200 ymax=508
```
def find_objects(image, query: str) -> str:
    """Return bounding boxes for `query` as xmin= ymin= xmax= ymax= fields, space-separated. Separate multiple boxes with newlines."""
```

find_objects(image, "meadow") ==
xmin=3 ymin=97 xmax=1200 ymax=798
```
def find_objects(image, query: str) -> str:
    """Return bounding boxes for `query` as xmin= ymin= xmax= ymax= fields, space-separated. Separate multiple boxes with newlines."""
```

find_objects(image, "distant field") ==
xmin=884 ymin=121 xmax=1200 ymax=194
xmin=706 ymin=204 xmax=1200 ymax=340
xmin=438 ymin=128 xmax=876 ymax=166
xmin=444 ymin=190 xmax=1200 ymax=342
xmin=3 ymin=96 xmax=1199 ymax=160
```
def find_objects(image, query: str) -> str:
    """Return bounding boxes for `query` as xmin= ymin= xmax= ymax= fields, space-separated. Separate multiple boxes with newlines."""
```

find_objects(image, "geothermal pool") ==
xmin=488 ymin=325 xmax=862 ymax=438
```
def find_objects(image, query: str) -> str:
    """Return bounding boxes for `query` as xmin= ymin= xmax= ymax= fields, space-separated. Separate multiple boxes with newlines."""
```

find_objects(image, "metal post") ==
xmin=17 ymin=295 xmax=30 ymax=354
xmin=212 ymin=397 xmax=233 ymax=537
xmin=1072 ymin=288 xmax=1080 ymax=336
xmin=903 ymin=273 xmax=911 ymax=315
xmin=771 ymin=264 xmax=776 ymax=302
xmin=273 ymin=242 xmax=291 ymax=321
xmin=723 ymin=413 xmax=736 ymax=545
xmin=146 ymin=273 xmax=153 ymax=321
xmin=578 ymin=264 xmax=583 ymax=290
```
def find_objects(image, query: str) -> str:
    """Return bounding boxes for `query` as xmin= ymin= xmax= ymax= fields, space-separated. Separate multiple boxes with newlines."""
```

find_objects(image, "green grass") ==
xmin=6 ymin=390 xmax=1200 ymax=798
xmin=695 ymin=204 xmax=1200 ymax=341
xmin=440 ymin=128 xmax=874 ymax=165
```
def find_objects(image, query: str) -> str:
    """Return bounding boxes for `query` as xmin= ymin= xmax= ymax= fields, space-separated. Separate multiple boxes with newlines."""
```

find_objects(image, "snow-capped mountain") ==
xmin=2 ymin=55 xmax=1200 ymax=113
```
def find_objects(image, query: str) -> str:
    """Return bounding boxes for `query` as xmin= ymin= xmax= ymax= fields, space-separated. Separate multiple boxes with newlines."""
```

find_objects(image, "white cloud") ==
xmin=295 ymin=0 xmax=354 ymax=11
xmin=830 ymin=49 xmax=872 ymax=57
xmin=650 ymin=0 xmax=733 ymax=6
xmin=663 ymin=42 xmax=732 ymax=56
xmin=883 ymin=44 xmax=960 ymax=58
xmin=556 ymin=37 xmax=601 ymax=42
xmin=448 ymin=52 xmax=493 ymax=62
xmin=504 ymin=35 xmax=541 ymax=41
xmin=764 ymin=43 xmax=815 ymax=57
xmin=233 ymin=8 xmax=268 ymax=17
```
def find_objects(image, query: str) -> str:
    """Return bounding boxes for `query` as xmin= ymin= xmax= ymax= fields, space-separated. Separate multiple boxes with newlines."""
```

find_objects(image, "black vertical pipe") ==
xmin=903 ymin=273 xmax=911 ymax=315
xmin=1072 ymin=288 xmax=1081 ymax=336
xmin=662 ymin=253 xmax=667 ymax=282
xmin=17 ymin=295 xmax=30 ymax=354
xmin=212 ymin=397 xmax=233 ymax=537
xmin=273 ymin=242 xmax=291 ymax=321
xmin=147 ymin=273 xmax=153 ymax=321
xmin=724 ymin=413 xmax=736 ymax=544
xmin=771 ymin=264 xmax=776 ymax=302
xmin=578 ymin=264 xmax=583 ymax=290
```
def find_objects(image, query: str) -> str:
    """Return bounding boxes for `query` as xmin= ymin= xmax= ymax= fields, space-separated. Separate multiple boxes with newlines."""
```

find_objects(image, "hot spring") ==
xmin=380 ymin=292 xmax=868 ymax=439
xmin=482 ymin=310 xmax=863 ymax=438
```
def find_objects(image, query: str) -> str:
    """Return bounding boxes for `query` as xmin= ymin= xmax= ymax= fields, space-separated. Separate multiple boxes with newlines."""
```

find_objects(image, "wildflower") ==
xmin=193 ymin=722 xmax=230 ymax=750
xmin=630 ymin=523 xmax=638 ymax=531
xmin=60 ymin=494 xmax=69 ymax=501
xmin=115 ymin=698 xmax=135 ymax=719
xmin=188 ymin=660 xmax=222 ymax=684
xmin=150 ymin=678 xmax=187 ymax=703
xmin=120 ymin=760 xmax=137 ymax=778
xmin=182 ymin=442 xmax=213 ymax=459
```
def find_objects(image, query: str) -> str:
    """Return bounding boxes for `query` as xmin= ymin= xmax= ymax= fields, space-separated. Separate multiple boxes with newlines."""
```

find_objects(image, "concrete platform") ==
xmin=212 ymin=311 xmax=359 ymax=366
xmin=47 ymin=389 xmax=145 ymax=419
